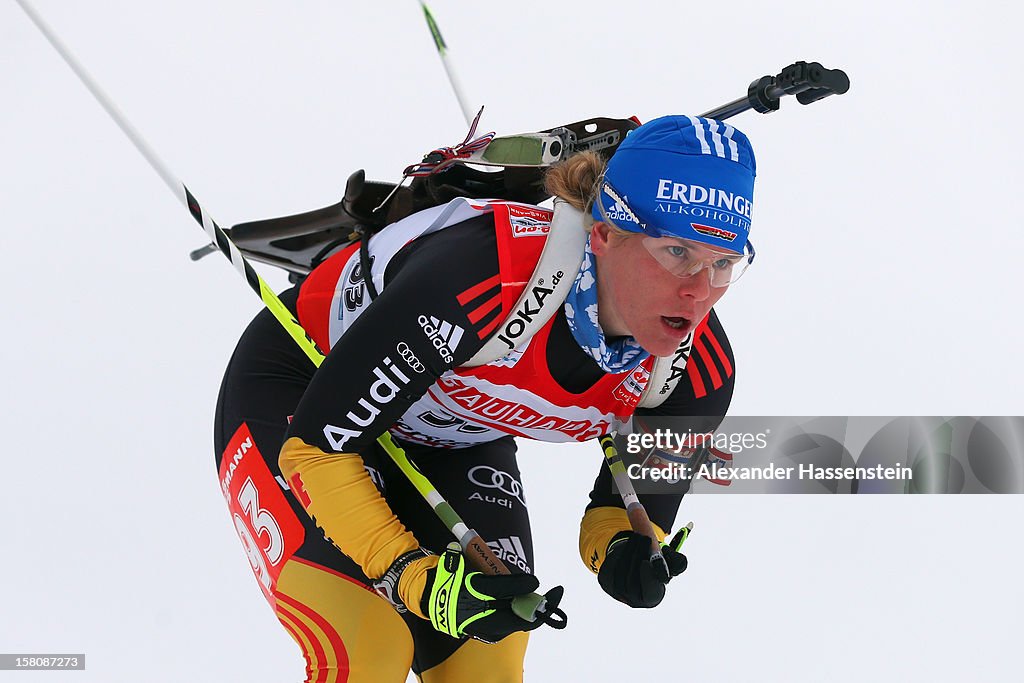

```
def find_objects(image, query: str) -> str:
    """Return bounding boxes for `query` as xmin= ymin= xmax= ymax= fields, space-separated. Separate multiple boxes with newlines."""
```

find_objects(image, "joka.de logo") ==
xmin=496 ymin=271 xmax=563 ymax=350
xmin=418 ymin=315 xmax=464 ymax=365
xmin=467 ymin=465 xmax=526 ymax=506
xmin=323 ymin=356 xmax=413 ymax=451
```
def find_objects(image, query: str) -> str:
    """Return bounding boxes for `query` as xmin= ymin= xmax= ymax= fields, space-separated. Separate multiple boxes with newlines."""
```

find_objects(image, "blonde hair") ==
xmin=543 ymin=150 xmax=605 ymax=213
xmin=543 ymin=151 xmax=633 ymax=239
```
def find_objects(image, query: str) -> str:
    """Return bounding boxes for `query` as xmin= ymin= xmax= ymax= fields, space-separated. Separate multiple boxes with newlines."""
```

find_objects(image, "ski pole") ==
xmin=600 ymin=433 xmax=702 ymax=571
xmin=598 ymin=434 xmax=662 ymax=546
xmin=14 ymin=0 xmax=559 ymax=623
xmin=599 ymin=433 xmax=674 ymax=574
xmin=419 ymin=1 xmax=475 ymax=126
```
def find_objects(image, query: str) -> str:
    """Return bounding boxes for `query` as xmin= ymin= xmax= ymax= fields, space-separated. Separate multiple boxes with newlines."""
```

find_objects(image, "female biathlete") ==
xmin=214 ymin=115 xmax=756 ymax=682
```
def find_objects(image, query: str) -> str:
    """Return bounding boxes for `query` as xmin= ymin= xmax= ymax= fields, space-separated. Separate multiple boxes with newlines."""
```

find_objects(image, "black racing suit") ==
xmin=214 ymin=213 xmax=734 ymax=678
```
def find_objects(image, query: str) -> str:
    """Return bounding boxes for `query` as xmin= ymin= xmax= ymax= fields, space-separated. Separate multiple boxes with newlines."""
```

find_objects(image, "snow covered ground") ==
xmin=2 ymin=1 xmax=1020 ymax=681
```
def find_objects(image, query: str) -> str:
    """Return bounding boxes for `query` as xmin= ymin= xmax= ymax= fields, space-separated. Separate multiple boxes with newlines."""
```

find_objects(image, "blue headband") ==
xmin=592 ymin=115 xmax=757 ymax=253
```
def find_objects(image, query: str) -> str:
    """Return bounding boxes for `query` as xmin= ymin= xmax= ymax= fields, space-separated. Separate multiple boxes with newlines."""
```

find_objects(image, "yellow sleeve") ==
xmin=396 ymin=556 xmax=435 ymax=620
xmin=279 ymin=436 xmax=420 ymax=581
xmin=578 ymin=506 xmax=667 ymax=574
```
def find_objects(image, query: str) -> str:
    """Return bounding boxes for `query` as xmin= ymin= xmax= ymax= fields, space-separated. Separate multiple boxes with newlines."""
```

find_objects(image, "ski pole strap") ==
xmin=519 ymin=596 xmax=568 ymax=630
xmin=403 ymin=106 xmax=495 ymax=176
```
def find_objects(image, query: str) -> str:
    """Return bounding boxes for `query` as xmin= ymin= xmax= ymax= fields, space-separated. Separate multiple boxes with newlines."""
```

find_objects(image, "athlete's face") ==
xmin=590 ymin=222 xmax=730 ymax=357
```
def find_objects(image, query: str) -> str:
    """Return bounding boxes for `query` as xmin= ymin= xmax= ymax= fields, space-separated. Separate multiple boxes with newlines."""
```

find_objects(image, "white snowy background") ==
xmin=2 ymin=1 xmax=1021 ymax=681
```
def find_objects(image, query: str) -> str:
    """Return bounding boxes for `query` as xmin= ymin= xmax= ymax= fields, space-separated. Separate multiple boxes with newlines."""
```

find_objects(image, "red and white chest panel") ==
xmin=297 ymin=198 xmax=656 ymax=449
xmin=392 ymin=323 xmax=657 ymax=448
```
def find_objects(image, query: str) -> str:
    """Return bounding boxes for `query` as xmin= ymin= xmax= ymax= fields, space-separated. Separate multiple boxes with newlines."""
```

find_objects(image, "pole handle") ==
xmin=462 ymin=531 xmax=510 ymax=575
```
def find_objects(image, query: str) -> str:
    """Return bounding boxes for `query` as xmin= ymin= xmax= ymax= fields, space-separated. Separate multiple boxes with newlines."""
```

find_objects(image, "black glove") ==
xmin=598 ymin=529 xmax=688 ymax=608
xmin=420 ymin=544 xmax=567 ymax=643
